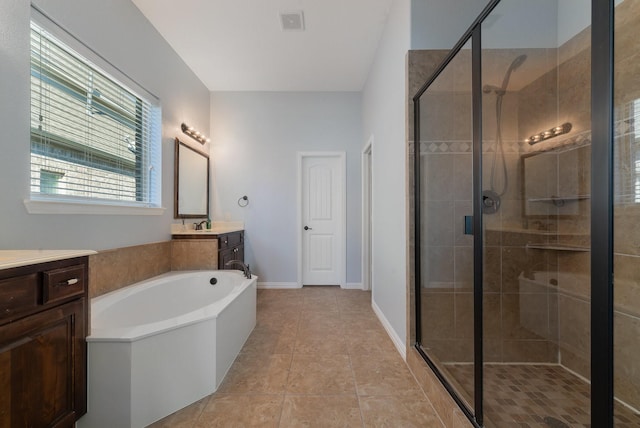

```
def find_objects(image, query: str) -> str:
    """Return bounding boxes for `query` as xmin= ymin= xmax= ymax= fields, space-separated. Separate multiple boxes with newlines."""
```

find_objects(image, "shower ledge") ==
xmin=486 ymin=227 xmax=589 ymax=237
xmin=526 ymin=243 xmax=590 ymax=252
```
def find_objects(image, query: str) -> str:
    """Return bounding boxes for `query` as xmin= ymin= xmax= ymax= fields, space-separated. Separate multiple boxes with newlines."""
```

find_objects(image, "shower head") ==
xmin=500 ymin=54 xmax=527 ymax=91
xmin=510 ymin=54 xmax=527 ymax=71
xmin=483 ymin=55 xmax=527 ymax=96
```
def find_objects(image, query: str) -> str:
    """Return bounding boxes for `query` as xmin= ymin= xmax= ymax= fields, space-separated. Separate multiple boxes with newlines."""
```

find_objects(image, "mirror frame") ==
xmin=174 ymin=138 xmax=210 ymax=218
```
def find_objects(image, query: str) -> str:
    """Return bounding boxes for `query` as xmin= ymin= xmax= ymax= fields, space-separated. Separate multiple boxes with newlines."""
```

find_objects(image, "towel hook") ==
xmin=238 ymin=195 xmax=249 ymax=207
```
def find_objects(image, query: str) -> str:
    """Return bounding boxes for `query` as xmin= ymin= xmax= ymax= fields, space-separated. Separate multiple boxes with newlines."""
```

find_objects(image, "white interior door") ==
xmin=300 ymin=153 xmax=345 ymax=286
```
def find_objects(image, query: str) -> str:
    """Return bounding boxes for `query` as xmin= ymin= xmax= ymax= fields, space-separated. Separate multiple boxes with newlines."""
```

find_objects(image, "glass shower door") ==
xmin=614 ymin=1 xmax=640 ymax=425
xmin=416 ymin=39 xmax=475 ymax=414
xmin=480 ymin=1 xmax=592 ymax=426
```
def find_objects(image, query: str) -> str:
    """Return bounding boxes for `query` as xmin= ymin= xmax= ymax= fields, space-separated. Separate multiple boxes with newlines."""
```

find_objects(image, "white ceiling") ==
xmin=132 ymin=0 xmax=395 ymax=92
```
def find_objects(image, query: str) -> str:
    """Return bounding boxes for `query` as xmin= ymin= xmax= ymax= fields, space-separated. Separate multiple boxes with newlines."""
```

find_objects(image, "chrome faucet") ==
xmin=224 ymin=260 xmax=251 ymax=278
xmin=194 ymin=220 xmax=207 ymax=230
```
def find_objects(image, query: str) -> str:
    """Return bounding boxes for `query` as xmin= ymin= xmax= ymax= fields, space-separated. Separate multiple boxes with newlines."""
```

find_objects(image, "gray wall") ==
xmin=362 ymin=0 xmax=412 ymax=349
xmin=361 ymin=0 xmax=494 ymax=350
xmin=0 ymin=0 xmax=210 ymax=250
xmin=411 ymin=0 xmax=487 ymax=49
xmin=209 ymin=91 xmax=362 ymax=285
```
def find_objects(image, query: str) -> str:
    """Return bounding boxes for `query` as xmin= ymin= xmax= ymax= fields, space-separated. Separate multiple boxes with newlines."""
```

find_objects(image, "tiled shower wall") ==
xmin=612 ymin=0 xmax=640 ymax=410
xmin=516 ymin=26 xmax=593 ymax=381
xmin=408 ymin=0 xmax=640 ymax=411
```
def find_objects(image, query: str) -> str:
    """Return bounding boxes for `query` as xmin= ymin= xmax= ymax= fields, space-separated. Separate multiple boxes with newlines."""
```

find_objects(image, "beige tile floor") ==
xmin=148 ymin=287 xmax=444 ymax=427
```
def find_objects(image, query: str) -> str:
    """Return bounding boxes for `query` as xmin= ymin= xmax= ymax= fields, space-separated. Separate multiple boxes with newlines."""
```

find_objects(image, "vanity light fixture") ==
xmin=181 ymin=123 xmax=210 ymax=145
xmin=526 ymin=122 xmax=572 ymax=145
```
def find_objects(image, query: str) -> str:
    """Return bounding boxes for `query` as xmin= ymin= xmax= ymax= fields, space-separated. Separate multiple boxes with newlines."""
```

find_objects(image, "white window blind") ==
xmin=29 ymin=19 xmax=161 ymax=209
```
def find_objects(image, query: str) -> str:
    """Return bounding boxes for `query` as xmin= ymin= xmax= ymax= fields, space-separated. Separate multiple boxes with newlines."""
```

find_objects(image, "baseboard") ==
xmin=257 ymin=282 xmax=301 ymax=289
xmin=342 ymin=282 xmax=363 ymax=290
xmin=371 ymin=300 xmax=406 ymax=360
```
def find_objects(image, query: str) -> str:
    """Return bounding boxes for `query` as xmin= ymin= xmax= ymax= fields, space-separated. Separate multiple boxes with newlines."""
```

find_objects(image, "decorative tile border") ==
xmin=410 ymin=130 xmax=595 ymax=156
xmin=409 ymin=140 xmax=528 ymax=154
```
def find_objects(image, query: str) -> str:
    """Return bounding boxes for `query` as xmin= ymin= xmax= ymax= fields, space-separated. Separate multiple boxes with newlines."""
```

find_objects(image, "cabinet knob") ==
xmin=304 ymin=226 xmax=312 ymax=231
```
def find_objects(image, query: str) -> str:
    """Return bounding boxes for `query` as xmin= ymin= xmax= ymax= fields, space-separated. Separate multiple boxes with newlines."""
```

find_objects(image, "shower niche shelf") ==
xmin=526 ymin=243 xmax=590 ymax=252
xmin=527 ymin=194 xmax=591 ymax=206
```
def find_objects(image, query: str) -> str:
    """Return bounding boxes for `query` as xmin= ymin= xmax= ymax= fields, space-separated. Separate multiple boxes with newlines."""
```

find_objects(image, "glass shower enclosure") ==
xmin=413 ymin=0 xmax=640 ymax=426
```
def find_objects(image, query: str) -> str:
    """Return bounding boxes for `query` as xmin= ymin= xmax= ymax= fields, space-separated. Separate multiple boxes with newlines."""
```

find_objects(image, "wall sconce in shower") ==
xmin=181 ymin=123 xmax=210 ymax=145
xmin=526 ymin=122 xmax=572 ymax=145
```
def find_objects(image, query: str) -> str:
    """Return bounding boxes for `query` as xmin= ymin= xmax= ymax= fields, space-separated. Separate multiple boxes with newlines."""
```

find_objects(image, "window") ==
xmin=29 ymin=19 xmax=161 ymax=212
xmin=39 ymin=170 xmax=65 ymax=194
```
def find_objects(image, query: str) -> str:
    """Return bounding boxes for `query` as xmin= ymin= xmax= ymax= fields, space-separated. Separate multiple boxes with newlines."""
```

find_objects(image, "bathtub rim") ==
xmin=88 ymin=270 xmax=257 ymax=343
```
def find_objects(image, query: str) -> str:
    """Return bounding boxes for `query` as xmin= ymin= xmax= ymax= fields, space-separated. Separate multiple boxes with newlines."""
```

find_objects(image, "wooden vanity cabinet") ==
xmin=218 ymin=231 xmax=244 ymax=269
xmin=0 ymin=257 xmax=88 ymax=428
xmin=172 ymin=230 xmax=245 ymax=269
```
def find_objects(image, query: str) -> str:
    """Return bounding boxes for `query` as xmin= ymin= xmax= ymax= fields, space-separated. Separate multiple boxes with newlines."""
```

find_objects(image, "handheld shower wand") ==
xmin=482 ymin=54 xmax=527 ymax=214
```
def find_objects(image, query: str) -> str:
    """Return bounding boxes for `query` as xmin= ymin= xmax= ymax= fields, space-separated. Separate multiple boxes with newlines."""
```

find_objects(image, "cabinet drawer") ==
xmin=43 ymin=264 xmax=86 ymax=304
xmin=0 ymin=273 xmax=38 ymax=321
xmin=220 ymin=232 xmax=243 ymax=249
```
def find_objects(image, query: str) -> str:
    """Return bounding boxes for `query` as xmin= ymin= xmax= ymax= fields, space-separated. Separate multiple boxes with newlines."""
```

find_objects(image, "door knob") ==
xmin=304 ymin=226 xmax=312 ymax=230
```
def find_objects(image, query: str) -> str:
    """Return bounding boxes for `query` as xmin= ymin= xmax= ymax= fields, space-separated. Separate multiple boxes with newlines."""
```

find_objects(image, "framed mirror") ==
xmin=174 ymin=138 xmax=209 ymax=218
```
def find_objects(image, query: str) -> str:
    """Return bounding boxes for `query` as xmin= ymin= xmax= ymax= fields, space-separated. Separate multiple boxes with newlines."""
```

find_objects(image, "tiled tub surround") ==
xmin=149 ymin=287 xmax=453 ymax=428
xmin=88 ymin=222 xmax=243 ymax=298
xmin=170 ymin=239 xmax=218 ymax=271
xmin=88 ymin=241 xmax=172 ymax=298
xmin=88 ymin=239 xmax=219 ymax=298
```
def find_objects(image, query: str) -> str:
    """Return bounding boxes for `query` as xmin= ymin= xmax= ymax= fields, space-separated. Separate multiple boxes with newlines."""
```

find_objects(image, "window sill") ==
xmin=24 ymin=198 xmax=166 ymax=216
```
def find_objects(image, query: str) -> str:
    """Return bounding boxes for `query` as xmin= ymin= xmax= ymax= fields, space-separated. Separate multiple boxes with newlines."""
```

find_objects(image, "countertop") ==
xmin=171 ymin=221 xmax=244 ymax=236
xmin=0 ymin=249 xmax=97 ymax=270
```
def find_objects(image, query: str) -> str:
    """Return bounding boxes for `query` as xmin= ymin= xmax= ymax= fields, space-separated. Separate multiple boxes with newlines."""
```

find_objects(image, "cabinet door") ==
xmin=234 ymin=245 xmax=244 ymax=263
xmin=219 ymin=247 xmax=236 ymax=268
xmin=226 ymin=232 xmax=243 ymax=248
xmin=220 ymin=245 xmax=244 ymax=268
xmin=0 ymin=300 xmax=86 ymax=428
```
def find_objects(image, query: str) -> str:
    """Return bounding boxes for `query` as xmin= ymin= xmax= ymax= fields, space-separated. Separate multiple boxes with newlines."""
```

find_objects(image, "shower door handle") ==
xmin=464 ymin=216 xmax=474 ymax=235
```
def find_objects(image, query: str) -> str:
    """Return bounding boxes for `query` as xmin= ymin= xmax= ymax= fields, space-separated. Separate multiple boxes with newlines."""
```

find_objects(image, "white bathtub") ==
xmin=78 ymin=270 xmax=257 ymax=428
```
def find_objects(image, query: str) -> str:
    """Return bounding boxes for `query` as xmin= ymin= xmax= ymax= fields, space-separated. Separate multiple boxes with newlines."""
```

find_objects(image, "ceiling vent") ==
xmin=280 ymin=11 xmax=305 ymax=31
